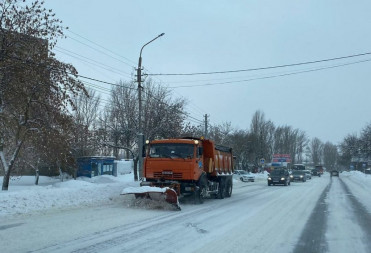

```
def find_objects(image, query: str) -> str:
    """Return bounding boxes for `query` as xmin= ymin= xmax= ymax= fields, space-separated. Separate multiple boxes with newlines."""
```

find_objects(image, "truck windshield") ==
xmin=149 ymin=143 xmax=194 ymax=159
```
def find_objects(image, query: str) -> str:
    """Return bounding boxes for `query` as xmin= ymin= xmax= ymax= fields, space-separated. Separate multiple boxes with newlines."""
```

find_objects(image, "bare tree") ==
xmin=294 ymin=130 xmax=308 ymax=164
xmin=338 ymin=134 xmax=358 ymax=169
xmin=181 ymin=122 xmax=204 ymax=138
xmin=208 ymin=122 xmax=234 ymax=146
xmin=95 ymin=109 xmax=115 ymax=156
xmin=142 ymin=80 xmax=186 ymax=140
xmin=71 ymin=88 xmax=101 ymax=157
xmin=273 ymin=126 xmax=308 ymax=165
xmin=109 ymin=81 xmax=138 ymax=159
xmin=323 ymin=142 xmax=338 ymax=170
xmin=307 ymin=138 xmax=323 ymax=166
xmin=227 ymin=130 xmax=250 ymax=170
xmin=359 ymin=123 xmax=371 ymax=160
xmin=249 ymin=110 xmax=275 ymax=168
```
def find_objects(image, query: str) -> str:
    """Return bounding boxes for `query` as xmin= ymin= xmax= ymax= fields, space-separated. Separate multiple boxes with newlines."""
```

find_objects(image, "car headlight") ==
xmin=281 ymin=177 xmax=285 ymax=180
xmin=290 ymin=175 xmax=293 ymax=178
xmin=300 ymin=175 xmax=303 ymax=178
xmin=268 ymin=177 xmax=272 ymax=180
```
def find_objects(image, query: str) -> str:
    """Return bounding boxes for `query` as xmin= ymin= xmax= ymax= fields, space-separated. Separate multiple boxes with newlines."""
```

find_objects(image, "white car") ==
xmin=304 ymin=170 xmax=312 ymax=180
xmin=234 ymin=170 xmax=255 ymax=182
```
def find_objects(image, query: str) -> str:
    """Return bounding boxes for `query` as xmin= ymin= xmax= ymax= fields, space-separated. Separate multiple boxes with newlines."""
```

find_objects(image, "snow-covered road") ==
xmin=1 ymin=172 xmax=370 ymax=253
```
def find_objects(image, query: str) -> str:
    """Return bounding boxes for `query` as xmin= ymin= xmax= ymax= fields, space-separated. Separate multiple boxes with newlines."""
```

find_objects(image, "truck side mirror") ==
xmin=198 ymin=147 xmax=203 ymax=156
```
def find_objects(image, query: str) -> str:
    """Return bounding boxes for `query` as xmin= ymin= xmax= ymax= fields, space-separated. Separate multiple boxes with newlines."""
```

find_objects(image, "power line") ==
xmin=63 ymin=31 xmax=207 ymax=121
xmin=61 ymin=32 xmax=206 ymax=123
xmin=67 ymin=30 xmax=138 ymax=66
xmin=77 ymin=75 xmax=137 ymax=90
xmin=65 ymin=34 xmax=135 ymax=69
xmin=75 ymin=74 xmax=204 ymax=124
xmin=147 ymin=51 xmax=371 ymax=76
xmin=169 ymin=58 xmax=371 ymax=88
xmin=55 ymin=46 xmax=132 ymax=77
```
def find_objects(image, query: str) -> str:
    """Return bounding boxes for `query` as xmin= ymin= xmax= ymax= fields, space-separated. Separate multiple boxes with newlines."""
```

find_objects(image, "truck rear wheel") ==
xmin=225 ymin=177 xmax=233 ymax=198
xmin=217 ymin=178 xmax=225 ymax=199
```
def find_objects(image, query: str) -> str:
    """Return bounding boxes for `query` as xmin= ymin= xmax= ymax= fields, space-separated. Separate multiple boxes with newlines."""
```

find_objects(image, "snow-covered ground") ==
xmin=2 ymin=171 xmax=370 ymax=219
xmin=0 ymin=171 xmax=370 ymax=253
xmin=337 ymin=171 xmax=371 ymax=213
xmin=0 ymin=172 xmax=268 ymax=217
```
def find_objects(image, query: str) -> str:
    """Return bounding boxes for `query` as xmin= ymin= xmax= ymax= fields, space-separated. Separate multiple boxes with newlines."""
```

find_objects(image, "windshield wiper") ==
xmin=162 ymin=154 xmax=174 ymax=159
xmin=170 ymin=153 xmax=186 ymax=160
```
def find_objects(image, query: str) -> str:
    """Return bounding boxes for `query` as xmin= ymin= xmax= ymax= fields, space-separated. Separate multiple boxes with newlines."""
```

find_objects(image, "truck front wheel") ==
xmin=194 ymin=176 xmax=207 ymax=204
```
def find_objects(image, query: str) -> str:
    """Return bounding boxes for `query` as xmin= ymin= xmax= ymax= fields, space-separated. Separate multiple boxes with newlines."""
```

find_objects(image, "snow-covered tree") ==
xmin=0 ymin=0 xmax=85 ymax=190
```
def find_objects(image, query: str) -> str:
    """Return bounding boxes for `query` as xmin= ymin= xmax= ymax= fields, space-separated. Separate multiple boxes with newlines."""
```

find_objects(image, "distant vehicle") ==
xmin=315 ymin=165 xmax=324 ymax=174
xmin=290 ymin=170 xmax=307 ymax=182
xmin=331 ymin=170 xmax=339 ymax=177
xmin=268 ymin=169 xmax=290 ymax=186
xmin=292 ymin=164 xmax=306 ymax=170
xmin=234 ymin=170 xmax=255 ymax=182
xmin=311 ymin=169 xmax=321 ymax=177
xmin=304 ymin=170 xmax=312 ymax=180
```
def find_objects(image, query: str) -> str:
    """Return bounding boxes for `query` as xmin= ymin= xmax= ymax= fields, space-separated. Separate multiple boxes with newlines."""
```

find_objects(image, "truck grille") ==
xmin=154 ymin=172 xmax=183 ymax=179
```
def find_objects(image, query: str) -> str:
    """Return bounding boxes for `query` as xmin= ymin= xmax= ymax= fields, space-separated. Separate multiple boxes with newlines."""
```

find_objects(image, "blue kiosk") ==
xmin=77 ymin=156 xmax=115 ymax=178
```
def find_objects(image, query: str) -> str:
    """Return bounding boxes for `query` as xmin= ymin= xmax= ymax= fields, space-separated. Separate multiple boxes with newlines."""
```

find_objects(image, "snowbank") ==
xmin=0 ymin=174 xmax=139 ymax=217
xmin=340 ymin=171 xmax=371 ymax=213
xmin=115 ymin=159 xmax=133 ymax=175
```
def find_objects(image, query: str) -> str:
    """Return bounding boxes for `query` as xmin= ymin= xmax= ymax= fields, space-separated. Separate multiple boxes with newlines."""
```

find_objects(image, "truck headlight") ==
xmin=281 ymin=177 xmax=285 ymax=180
xmin=268 ymin=177 xmax=272 ymax=180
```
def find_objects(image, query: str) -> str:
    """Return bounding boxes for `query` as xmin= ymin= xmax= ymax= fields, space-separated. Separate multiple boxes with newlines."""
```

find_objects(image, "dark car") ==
xmin=268 ymin=169 xmax=290 ymax=186
xmin=290 ymin=170 xmax=307 ymax=182
xmin=311 ymin=169 xmax=321 ymax=177
xmin=331 ymin=170 xmax=339 ymax=177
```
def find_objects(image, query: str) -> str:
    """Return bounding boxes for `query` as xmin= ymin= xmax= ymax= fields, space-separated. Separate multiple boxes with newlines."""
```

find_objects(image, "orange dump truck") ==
xmin=136 ymin=137 xmax=234 ymax=208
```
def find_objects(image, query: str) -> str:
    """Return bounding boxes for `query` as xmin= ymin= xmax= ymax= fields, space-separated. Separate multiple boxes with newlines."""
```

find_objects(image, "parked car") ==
xmin=331 ymin=170 xmax=339 ymax=177
xmin=290 ymin=170 xmax=307 ymax=182
xmin=234 ymin=170 xmax=255 ymax=182
xmin=304 ymin=170 xmax=312 ymax=180
xmin=268 ymin=169 xmax=290 ymax=186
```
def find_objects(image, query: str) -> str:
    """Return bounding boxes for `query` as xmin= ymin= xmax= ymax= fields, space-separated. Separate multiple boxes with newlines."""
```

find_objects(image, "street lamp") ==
xmin=137 ymin=33 xmax=165 ymax=179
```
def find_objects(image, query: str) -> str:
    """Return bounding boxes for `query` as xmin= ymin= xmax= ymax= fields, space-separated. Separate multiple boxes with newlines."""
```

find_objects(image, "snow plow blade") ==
xmin=121 ymin=186 xmax=181 ymax=210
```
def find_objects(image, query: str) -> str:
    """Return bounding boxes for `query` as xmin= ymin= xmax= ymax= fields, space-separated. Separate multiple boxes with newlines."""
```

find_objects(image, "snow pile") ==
xmin=256 ymin=171 xmax=269 ymax=179
xmin=0 ymin=174 xmax=139 ymax=217
xmin=340 ymin=171 xmax=371 ymax=213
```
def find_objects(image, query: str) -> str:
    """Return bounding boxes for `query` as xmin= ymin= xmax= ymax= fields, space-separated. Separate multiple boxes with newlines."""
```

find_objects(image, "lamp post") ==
xmin=137 ymin=33 xmax=165 ymax=180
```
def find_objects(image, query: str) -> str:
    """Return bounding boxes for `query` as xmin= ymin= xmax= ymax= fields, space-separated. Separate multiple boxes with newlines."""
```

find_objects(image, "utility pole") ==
xmin=137 ymin=33 xmax=165 ymax=180
xmin=204 ymin=114 xmax=208 ymax=139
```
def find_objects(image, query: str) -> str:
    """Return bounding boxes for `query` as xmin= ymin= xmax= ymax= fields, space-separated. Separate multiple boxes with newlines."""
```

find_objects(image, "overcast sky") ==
xmin=45 ymin=0 xmax=371 ymax=145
